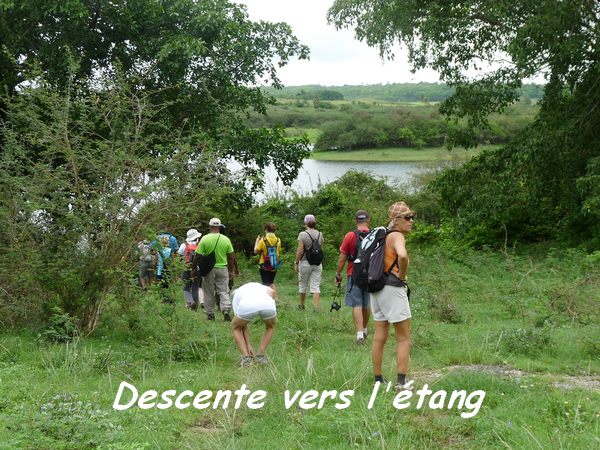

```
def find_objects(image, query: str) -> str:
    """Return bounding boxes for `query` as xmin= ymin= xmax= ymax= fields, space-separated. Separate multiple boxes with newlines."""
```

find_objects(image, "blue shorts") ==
xmin=344 ymin=276 xmax=370 ymax=308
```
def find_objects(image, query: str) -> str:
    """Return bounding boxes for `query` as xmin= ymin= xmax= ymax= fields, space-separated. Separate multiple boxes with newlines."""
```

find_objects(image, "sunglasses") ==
xmin=402 ymin=215 xmax=416 ymax=221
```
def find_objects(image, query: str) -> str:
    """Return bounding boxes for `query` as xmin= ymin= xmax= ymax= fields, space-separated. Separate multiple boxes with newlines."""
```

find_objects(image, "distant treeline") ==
xmin=262 ymin=83 xmax=545 ymax=103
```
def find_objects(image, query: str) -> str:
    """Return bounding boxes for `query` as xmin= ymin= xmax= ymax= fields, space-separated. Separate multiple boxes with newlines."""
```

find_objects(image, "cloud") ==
xmin=237 ymin=0 xmax=441 ymax=86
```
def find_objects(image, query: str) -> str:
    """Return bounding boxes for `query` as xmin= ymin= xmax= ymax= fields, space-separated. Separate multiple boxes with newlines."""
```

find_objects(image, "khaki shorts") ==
xmin=298 ymin=260 xmax=322 ymax=294
xmin=237 ymin=309 xmax=277 ymax=321
xmin=371 ymin=284 xmax=411 ymax=323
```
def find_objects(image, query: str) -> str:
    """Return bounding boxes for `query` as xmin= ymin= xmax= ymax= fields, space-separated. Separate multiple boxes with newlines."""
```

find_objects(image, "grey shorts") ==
xmin=237 ymin=309 xmax=277 ymax=321
xmin=371 ymin=284 xmax=411 ymax=323
xmin=139 ymin=260 xmax=154 ymax=278
xmin=344 ymin=276 xmax=370 ymax=308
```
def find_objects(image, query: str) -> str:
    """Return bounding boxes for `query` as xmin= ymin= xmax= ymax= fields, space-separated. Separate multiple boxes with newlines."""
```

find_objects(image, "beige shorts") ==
xmin=298 ymin=260 xmax=322 ymax=294
xmin=371 ymin=284 xmax=411 ymax=323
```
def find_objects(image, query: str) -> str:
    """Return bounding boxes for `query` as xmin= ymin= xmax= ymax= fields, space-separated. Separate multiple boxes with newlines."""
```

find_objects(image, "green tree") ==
xmin=329 ymin=0 xmax=600 ymax=246
xmin=0 ymin=1 xmax=312 ymax=331
xmin=0 ymin=0 xmax=310 ymax=184
xmin=318 ymin=89 xmax=344 ymax=100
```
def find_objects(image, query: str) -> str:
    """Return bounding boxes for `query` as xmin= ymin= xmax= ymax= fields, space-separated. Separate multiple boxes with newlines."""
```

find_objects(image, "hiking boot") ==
xmin=297 ymin=304 xmax=305 ymax=310
xmin=254 ymin=354 xmax=269 ymax=365
xmin=240 ymin=355 xmax=253 ymax=367
xmin=374 ymin=377 xmax=389 ymax=386
xmin=223 ymin=311 xmax=231 ymax=322
xmin=395 ymin=380 xmax=415 ymax=392
xmin=207 ymin=313 xmax=215 ymax=321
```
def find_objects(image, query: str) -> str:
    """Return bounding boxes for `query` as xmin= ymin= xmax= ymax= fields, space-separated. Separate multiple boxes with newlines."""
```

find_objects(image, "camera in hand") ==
xmin=330 ymin=301 xmax=341 ymax=312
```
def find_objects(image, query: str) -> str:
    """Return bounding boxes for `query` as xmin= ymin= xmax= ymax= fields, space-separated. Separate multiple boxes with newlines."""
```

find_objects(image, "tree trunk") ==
xmin=79 ymin=288 xmax=108 ymax=336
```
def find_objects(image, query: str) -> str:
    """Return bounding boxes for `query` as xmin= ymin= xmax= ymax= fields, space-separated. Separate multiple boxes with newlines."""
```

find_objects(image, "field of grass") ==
xmin=311 ymin=146 xmax=494 ymax=162
xmin=1 ymin=244 xmax=599 ymax=448
xmin=284 ymin=127 xmax=321 ymax=144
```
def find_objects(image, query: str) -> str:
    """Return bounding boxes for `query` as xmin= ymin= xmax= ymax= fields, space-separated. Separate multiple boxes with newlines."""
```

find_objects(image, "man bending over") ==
xmin=231 ymin=282 xmax=277 ymax=367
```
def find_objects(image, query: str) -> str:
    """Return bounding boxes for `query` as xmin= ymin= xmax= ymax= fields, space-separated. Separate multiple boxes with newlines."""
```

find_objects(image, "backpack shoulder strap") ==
xmin=384 ymin=229 xmax=401 ymax=273
xmin=211 ymin=234 xmax=221 ymax=253
xmin=350 ymin=229 xmax=362 ymax=260
xmin=262 ymin=237 xmax=271 ymax=253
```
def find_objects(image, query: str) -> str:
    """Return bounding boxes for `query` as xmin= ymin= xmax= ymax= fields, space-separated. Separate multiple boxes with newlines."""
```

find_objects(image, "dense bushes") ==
xmin=314 ymin=110 xmax=527 ymax=151
xmin=239 ymin=170 xmax=441 ymax=266
xmin=432 ymin=72 xmax=600 ymax=249
xmin=0 ymin=80 xmax=307 ymax=332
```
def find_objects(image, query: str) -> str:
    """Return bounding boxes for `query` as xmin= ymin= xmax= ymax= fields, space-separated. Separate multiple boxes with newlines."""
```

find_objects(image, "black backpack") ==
xmin=348 ymin=229 xmax=369 ymax=262
xmin=352 ymin=227 xmax=400 ymax=293
xmin=303 ymin=231 xmax=324 ymax=266
xmin=193 ymin=235 xmax=221 ymax=277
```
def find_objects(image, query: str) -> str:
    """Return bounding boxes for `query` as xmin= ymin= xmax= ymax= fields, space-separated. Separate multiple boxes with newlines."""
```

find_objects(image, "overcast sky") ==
xmin=237 ymin=0 xmax=441 ymax=87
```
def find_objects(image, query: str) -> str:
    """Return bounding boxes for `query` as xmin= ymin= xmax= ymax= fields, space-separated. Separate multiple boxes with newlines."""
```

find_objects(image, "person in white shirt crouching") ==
xmin=231 ymin=282 xmax=277 ymax=367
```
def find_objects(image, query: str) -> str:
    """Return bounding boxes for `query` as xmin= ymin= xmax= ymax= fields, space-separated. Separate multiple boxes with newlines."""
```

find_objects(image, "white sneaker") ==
xmin=394 ymin=380 xmax=414 ymax=391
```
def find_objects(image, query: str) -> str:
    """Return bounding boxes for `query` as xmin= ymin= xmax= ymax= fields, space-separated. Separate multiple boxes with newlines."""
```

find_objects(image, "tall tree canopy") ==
xmin=329 ymin=1 xmax=600 ymax=246
xmin=0 ymin=0 xmax=310 ymax=182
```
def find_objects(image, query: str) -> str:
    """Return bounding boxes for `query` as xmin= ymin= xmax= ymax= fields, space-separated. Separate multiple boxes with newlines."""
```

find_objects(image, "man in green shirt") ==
xmin=198 ymin=217 xmax=238 ymax=321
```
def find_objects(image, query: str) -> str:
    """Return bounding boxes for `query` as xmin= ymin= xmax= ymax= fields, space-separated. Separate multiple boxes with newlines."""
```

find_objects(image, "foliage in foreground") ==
xmin=0 ymin=0 xmax=311 ymax=333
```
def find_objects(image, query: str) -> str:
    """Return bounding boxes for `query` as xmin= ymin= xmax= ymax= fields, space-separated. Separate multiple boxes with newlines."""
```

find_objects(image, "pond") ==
xmin=227 ymin=157 xmax=438 ymax=202
xmin=257 ymin=159 xmax=430 ymax=200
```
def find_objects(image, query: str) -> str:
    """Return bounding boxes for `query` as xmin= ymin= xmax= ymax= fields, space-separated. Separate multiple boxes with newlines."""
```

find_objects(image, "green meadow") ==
xmin=1 ymin=244 xmax=598 ymax=449
xmin=310 ymin=146 xmax=492 ymax=162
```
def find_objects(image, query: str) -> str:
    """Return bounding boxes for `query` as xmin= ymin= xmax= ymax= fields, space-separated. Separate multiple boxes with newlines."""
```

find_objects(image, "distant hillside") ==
xmin=262 ymin=83 xmax=545 ymax=103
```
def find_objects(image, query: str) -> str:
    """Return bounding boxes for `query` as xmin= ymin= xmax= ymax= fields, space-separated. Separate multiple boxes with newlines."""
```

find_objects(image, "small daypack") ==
xmin=193 ymin=235 xmax=221 ymax=277
xmin=184 ymin=242 xmax=198 ymax=266
xmin=303 ymin=231 xmax=324 ymax=266
xmin=139 ymin=241 xmax=154 ymax=263
xmin=352 ymin=227 xmax=401 ymax=293
xmin=260 ymin=238 xmax=281 ymax=271
xmin=348 ymin=229 xmax=370 ymax=262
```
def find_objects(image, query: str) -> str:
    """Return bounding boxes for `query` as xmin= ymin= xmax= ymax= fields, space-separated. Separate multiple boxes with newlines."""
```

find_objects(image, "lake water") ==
xmin=229 ymin=159 xmax=429 ymax=201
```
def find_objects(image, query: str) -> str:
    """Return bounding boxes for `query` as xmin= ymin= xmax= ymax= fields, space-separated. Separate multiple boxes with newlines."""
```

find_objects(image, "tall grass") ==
xmin=1 ymin=244 xmax=598 ymax=448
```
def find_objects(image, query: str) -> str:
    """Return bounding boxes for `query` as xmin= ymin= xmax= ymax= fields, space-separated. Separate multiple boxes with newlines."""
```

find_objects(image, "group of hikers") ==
xmin=136 ymin=201 xmax=416 ymax=391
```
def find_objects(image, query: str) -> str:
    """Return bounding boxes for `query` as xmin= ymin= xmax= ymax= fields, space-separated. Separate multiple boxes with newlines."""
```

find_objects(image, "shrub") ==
xmin=428 ymin=291 xmax=463 ymax=324
xmin=41 ymin=307 xmax=79 ymax=343
xmin=500 ymin=328 xmax=553 ymax=357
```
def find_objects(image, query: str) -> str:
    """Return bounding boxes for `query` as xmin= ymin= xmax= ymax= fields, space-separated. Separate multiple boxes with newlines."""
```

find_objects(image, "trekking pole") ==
xmin=330 ymin=282 xmax=342 ymax=312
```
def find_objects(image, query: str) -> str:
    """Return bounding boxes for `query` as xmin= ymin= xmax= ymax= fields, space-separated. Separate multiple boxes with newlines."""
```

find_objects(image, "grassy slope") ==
xmin=310 ymin=146 xmax=493 ymax=162
xmin=0 ymin=244 xmax=598 ymax=449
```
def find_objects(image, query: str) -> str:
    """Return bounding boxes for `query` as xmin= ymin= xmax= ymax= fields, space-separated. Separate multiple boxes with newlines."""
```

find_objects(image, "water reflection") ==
xmin=258 ymin=159 xmax=427 ymax=199
xmin=226 ymin=157 xmax=430 ymax=201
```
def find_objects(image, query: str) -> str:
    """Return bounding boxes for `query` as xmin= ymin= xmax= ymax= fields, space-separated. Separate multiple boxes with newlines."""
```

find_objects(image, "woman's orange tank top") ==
xmin=384 ymin=234 xmax=408 ymax=278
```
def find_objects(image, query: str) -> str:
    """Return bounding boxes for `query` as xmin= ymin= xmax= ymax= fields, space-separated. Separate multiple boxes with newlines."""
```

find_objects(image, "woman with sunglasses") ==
xmin=371 ymin=201 xmax=416 ymax=391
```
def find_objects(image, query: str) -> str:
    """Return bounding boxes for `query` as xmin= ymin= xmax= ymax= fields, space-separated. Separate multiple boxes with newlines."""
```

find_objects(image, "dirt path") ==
xmin=412 ymin=364 xmax=600 ymax=391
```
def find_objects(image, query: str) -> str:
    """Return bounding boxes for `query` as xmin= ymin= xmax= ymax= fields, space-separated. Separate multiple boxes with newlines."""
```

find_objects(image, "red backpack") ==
xmin=184 ymin=243 xmax=198 ymax=264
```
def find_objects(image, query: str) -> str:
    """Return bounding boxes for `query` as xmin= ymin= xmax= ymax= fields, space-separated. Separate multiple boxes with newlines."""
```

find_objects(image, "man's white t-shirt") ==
xmin=232 ymin=282 xmax=276 ymax=316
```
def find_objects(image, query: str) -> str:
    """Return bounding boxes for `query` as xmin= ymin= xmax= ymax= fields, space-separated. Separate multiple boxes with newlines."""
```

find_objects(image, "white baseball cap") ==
xmin=208 ymin=217 xmax=224 ymax=227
